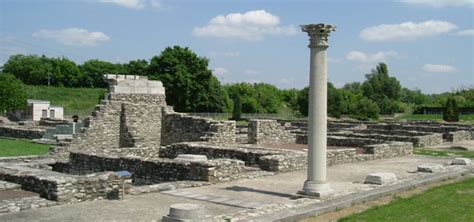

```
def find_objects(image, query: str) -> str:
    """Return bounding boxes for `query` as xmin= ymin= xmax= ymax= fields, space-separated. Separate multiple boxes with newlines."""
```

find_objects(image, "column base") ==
xmin=297 ymin=180 xmax=333 ymax=198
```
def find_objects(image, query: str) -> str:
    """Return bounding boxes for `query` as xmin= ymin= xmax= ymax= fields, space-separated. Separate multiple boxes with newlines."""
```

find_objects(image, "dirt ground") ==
xmin=0 ymin=190 xmax=38 ymax=201
xmin=300 ymin=178 xmax=463 ymax=222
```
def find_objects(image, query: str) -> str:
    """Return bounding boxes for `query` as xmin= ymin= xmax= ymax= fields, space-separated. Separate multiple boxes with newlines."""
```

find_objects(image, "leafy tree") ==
xmin=231 ymin=94 xmax=242 ymax=120
xmin=126 ymin=59 xmax=149 ymax=76
xmin=361 ymin=63 xmax=402 ymax=114
xmin=0 ymin=73 xmax=27 ymax=113
xmin=51 ymin=57 xmax=86 ymax=87
xmin=328 ymin=83 xmax=342 ymax=118
xmin=297 ymin=87 xmax=309 ymax=116
xmin=79 ymin=59 xmax=127 ymax=87
xmin=443 ymin=97 xmax=459 ymax=122
xmin=148 ymin=46 xmax=225 ymax=112
xmin=281 ymin=88 xmax=300 ymax=114
xmin=254 ymin=83 xmax=282 ymax=113
xmin=2 ymin=54 xmax=54 ymax=85
xmin=351 ymin=98 xmax=380 ymax=120
xmin=224 ymin=83 xmax=259 ymax=113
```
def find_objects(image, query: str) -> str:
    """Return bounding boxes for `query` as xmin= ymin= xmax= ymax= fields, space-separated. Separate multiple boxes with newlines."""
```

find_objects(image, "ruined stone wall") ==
xmin=254 ymin=142 xmax=412 ymax=172
xmin=68 ymin=152 xmax=244 ymax=184
xmin=248 ymin=119 xmax=296 ymax=145
xmin=447 ymin=130 xmax=472 ymax=143
xmin=0 ymin=168 xmax=123 ymax=203
xmin=0 ymin=126 xmax=45 ymax=139
xmin=69 ymin=93 xmax=166 ymax=152
xmin=329 ymin=132 xmax=443 ymax=147
xmin=161 ymin=111 xmax=236 ymax=146
xmin=159 ymin=142 xmax=277 ymax=166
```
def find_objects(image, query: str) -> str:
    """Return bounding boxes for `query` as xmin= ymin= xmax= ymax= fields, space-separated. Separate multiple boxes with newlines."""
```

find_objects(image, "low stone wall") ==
xmin=159 ymin=142 xmax=281 ymax=167
xmin=256 ymin=142 xmax=412 ymax=172
xmin=248 ymin=119 xmax=296 ymax=145
xmin=330 ymin=132 xmax=443 ymax=147
xmin=367 ymin=123 xmax=472 ymax=141
xmin=0 ymin=126 xmax=45 ymax=139
xmin=68 ymin=151 xmax=245 ymax=184
xmin=0 ymin=167 xmax=123 ymax=203
xmin=161 ymin=111 xmax=236 ymax=146
xmin=446 ymin=130 xmax=472 ymax=143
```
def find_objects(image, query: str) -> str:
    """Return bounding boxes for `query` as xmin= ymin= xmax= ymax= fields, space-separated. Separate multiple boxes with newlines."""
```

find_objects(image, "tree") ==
xmin=254 ymin=83 xmax=282 ymax=113
xmin=126 ymin=59 xmax=149 ymax=76
xmin=79 ymin=59 xmax=127 ymax=87
xmin=0 ymin=74 xmax=27 ymax=113
xmin=148 ymin=46 xmax=225 ymax=112
xmin=328 ymin=83 xmax=343 ymax=118
xmin=224 ymin=83 xmax=259 ymax=113
xmin=443 ymin=97 xmax=459 ymax=122
xmin=297 ymin=87 xmax=309 ymax=116
xmin=361 ymin=63 xmax=402 ymax=114
xmin=231 ymin=94 xmax=242 ymax=120
xmin=2 ymin=54 xmax=54 ymax=85
xmin=351 ymin=98 xmax=380 ymax=120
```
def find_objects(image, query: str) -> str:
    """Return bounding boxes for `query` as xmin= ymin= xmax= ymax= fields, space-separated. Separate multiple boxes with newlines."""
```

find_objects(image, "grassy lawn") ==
xmin=399 ymin=114 xmax=474 ymax=123
xmin=0 ymin=137 xmax=50 ymax=157
xmin=25 ymin=85 xmax=107 ymax=117
xmin=339 ymin=177 xmax=474 ymax=222
xmin=414 ymin=147 xmax=474 ymax=159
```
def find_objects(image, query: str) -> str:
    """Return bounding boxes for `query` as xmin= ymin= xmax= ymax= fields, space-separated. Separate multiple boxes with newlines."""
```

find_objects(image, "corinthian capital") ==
xmin=301 ymin=23 xmax=336 ymax=48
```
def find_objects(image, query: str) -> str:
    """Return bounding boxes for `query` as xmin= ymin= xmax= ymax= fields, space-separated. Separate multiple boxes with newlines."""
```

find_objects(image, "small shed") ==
xmin=14 ymin=100 xmax=64 ymax=121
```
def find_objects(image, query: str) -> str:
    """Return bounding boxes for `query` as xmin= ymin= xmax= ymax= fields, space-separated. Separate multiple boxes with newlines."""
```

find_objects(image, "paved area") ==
xmin=0 ymin=155 xmax=470 ymax=221
xmin=430 ymin=140 xmax=474 ymax=151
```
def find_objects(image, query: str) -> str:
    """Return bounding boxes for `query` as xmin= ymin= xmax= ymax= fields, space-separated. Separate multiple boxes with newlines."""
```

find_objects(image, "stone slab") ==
xmin=451 ymin=158 xmax=472 ymax=166
xmin=364 ymin=173 xmax=397 ymax=185
xmin=174 ymin=154 xmax=208 ymax=162
xmin=417 ymin=164 xmax=445 ymax=173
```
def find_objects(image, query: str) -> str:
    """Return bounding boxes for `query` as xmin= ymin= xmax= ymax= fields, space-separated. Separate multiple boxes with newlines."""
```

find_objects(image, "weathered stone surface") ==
xmin=0 ymin=180 xmax=21 ymax=190
xmin=0 ymin=126 xmax=45 ymax=139
xmin=364 ymin=173 xmax=397 ymax=185
xmin=162 ymin=203 xmax=205 ymax=221
xmin=417 ymin=164 xmax=445 ymax=173
xmin=248 ymin=119 xmax=296 ymax=145
xmin=451 ymin=158 xmax=472 ymax=165
xmin=175 ymin=154 xmax=208 ymax=162
xmin=0 ymin=196 xmax=58 ymax=214
xmin=161 ymin=110 xmax=235 ymax=146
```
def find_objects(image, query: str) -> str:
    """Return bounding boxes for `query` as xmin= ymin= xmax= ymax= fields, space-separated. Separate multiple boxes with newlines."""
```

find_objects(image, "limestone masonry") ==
xmin=0 ymin=74 xmax=472 ymax=216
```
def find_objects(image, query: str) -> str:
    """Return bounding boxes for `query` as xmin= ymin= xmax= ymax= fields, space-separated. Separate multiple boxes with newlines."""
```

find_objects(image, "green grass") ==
xmin=414 ymin=147 xmax=474 ymax=159
xmin=399 ymin=114 xmax=474 ymax=123
xmin=0 ymin=137 xmax=50 ymax=157
xmin=339 ymin=177 xmax=474 ymax=222
xmin=25 ymin=85 xmax=107 ymax=117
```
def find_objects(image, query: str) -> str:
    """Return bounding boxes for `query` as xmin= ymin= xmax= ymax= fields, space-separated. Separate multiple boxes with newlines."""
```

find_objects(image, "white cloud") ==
xmin=346 ymin=50 xmax=399 ymax=63
xmin=192 ymin=10 xmax=297 ymax=41
xmin=244 ymin=69 xmax=259 ymax=76
xmin=457 ymin=29 xmax=474 ymax=36
xmin=422 ymin=64 xmax=458 ymax=73
xmin=99 ymin=0 xmax=161 ymax=9
xmin=398 ymin=0 xmax=474 ymax=8
xmin=212 ymin=67 xmax=228 ymax=76
xmin=33 ymin=28 xmax=110 ymax=46
xmin=360 ymin=20 xmax=458 ymax=41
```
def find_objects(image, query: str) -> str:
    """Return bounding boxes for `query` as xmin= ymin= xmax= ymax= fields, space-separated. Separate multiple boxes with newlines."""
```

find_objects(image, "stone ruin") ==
xmin=0 ymin=74 xmax=473 ymax=213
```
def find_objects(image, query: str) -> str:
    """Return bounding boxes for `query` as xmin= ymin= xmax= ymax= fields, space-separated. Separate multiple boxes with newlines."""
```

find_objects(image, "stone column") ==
xmin=300 ymin=23 xmax=336 ymax=197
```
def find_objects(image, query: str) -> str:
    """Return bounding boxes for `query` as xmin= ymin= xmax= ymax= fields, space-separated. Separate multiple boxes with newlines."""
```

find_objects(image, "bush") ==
xmin=443 ymin=97 xmax=459 ymax=122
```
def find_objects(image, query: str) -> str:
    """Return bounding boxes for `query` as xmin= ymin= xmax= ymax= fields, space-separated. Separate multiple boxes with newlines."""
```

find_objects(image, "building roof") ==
xmin=27 ymin=99 xmax=50 ymax=104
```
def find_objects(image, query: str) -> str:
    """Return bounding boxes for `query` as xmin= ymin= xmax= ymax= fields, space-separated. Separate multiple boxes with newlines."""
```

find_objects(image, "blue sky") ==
xmin=1 ymin=0 xmax=473 ymax=93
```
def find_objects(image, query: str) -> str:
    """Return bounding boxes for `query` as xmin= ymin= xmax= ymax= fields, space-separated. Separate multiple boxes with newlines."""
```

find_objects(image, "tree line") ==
xmin=1 ymin=46 xmax=472 ymax=120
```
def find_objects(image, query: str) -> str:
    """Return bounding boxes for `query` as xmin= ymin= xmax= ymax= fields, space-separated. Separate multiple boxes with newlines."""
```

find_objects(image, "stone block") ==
xmin=175 ymin=154 xmax=208 ymax=162
xmin=364 ymin=173 xmax=397 ymax=185
xmin=417 ymin=164 xmax=445 ymax=173
xmin=162 ymin=203 xmax=205 ymax=222
xmin=451 ymin=158 xmax=472 ymax=166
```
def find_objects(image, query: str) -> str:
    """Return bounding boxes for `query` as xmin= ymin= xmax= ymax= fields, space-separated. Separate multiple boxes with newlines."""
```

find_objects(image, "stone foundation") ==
xmin=248 ymin=119 xmax=296 ymax=145
xmin=0 ymin=126 xmax=45 ymax=139
xmin=67 ymin=151 xmax=245 ymax=184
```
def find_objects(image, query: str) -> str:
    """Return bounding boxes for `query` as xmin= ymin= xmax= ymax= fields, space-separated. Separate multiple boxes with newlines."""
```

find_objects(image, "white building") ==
xmin=13 ymin=100 xmax=64 ymax=121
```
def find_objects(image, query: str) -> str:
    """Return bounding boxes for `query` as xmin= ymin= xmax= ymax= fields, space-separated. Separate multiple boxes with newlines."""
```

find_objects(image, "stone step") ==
xmin=160 ymin=189 xmax=267 ymax=209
